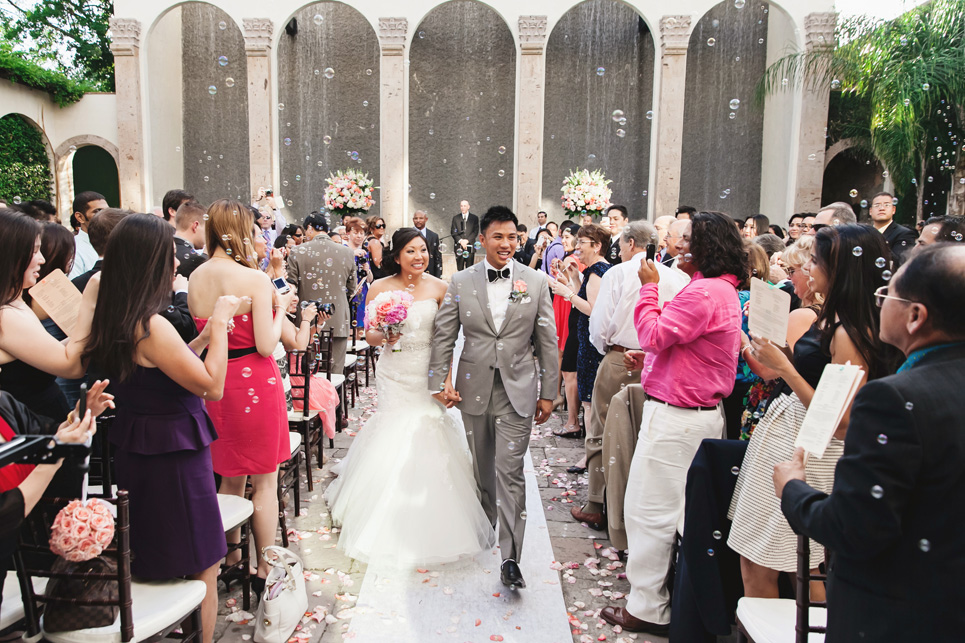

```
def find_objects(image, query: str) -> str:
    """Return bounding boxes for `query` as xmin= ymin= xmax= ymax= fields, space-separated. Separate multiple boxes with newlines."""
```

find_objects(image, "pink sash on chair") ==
xmin=289 ymin=374 xmax=339 ymax=439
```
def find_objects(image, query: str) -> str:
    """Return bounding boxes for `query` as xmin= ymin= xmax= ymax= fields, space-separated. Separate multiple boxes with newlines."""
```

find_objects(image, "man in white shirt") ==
xmin=652 ymin=215 xmax=676 ymax=261
xmin=68 ymin=191 xmax=108 ymax=279
xmin=570 ymin=221 xmax=689 ymax=529
xmin=527 ymin=210 xmax=548 ymax=240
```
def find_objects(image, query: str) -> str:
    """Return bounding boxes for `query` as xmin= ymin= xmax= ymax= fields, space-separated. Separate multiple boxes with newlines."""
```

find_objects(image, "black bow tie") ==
xmin=487 ymin=267 xmax=510 ymax=283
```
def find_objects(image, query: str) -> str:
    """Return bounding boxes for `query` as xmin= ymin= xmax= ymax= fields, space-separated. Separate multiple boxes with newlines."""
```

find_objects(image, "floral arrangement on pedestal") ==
xmin=323 ymin=169 xmax=376 ymax=217
xmin=49 ymin=499 xmax=115 ymax=562
xmin=561 ymin=169 xmax=612 ymax=219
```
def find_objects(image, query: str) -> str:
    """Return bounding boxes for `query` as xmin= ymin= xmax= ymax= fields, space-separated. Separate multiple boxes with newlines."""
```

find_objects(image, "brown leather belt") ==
xmin=607 ymin=345 xmax=632 ymax=353
xmin=648 ymin=394 xmax=719 ymax=412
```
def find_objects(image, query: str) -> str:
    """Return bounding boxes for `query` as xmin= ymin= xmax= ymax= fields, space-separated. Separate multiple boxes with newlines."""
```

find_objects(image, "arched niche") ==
xmin=542 ymin=0 xmax=654 ymax=221
xmin=146 ymin=2 xmax=249 ymax=207
xmin=276 ymin=2 xmax=381 ymax=222
xmin=0 ymin=113 xmax=54 ymax=205
xmin=54 ymin=136 xmax=121 ymax=217
xmin=680 ymin=0 xmax=773 ymax=217
xmin=408 ymin=0 xmax=516 ymax=224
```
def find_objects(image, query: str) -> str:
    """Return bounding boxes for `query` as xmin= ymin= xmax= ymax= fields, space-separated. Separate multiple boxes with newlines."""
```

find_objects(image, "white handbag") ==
xmin=253 ymin=546 xmax=309 ymax=643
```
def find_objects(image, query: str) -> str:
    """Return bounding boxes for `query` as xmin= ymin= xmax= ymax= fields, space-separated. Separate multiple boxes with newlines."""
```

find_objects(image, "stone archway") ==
xmin=53 ymin=136 xmax=121 ymax=216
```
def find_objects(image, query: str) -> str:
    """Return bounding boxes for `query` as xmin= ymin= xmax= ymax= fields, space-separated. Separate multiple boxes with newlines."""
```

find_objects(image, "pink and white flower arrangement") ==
xmin=561 ymin=169 xmax=612 ymax=219
xmin=365 ymin=290 xmax=414 ymax=351
xmin=323 ymin=169 xmax=376 ymax=216
xmin=49 ymin=499 xmax=115 ymax=562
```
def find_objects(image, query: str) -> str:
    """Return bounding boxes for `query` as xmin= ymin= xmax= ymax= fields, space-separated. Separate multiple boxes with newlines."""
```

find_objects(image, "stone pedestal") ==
xmin=244 ymin=18 xmax=274 ymax=203
xmin=794 ymin=13 xmax=836 ymax=211
xmin=652 ymin=15 xmax=692 ymax=219
xmin=109 ymin=17 xmax=146 ymax=210
xmin=515 ymin=16 xmax=547 ymax=228
xmin=379 ymin=18 xmax=407 ymax=231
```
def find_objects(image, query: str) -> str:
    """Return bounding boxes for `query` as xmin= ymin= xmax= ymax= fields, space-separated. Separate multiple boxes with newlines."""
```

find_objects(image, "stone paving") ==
xmin=213 ymin=380 xmax=737 ymax=643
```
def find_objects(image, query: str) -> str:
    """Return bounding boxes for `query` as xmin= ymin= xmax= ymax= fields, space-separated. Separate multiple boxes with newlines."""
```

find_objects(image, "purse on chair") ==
xmin=43 ymin=556 xmax=120 ymax=632
xmin=253 ymin=546 xmax=308 ymax=643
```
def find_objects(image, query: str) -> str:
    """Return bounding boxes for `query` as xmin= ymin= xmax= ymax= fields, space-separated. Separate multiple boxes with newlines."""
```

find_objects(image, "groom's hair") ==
xmin=480 ymin=206 xmax=518 ymax=234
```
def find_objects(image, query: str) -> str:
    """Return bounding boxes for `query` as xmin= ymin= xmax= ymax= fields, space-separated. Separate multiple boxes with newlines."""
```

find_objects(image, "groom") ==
xmin=429 ymin=206 xmax=559 ymax=589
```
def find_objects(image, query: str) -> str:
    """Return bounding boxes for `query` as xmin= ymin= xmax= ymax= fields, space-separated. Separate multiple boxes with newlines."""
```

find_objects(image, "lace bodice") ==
xmin=376 ymin=299 xmax=440 ymax=408
xmin=392 ymin=299 xmax=439 ymax=353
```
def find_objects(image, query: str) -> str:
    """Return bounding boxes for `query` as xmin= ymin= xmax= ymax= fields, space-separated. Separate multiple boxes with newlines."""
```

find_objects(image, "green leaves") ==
xmin=0 ymin=113 xmax=53 ymax=203
xmin=0 ymin=41 xmax=92 ymax=105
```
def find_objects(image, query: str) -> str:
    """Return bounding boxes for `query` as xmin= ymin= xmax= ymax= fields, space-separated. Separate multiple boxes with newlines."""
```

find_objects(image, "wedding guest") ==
xmin=412 ymin=210 xmax=443 ymax=278
xmin=173 ymin=200 xmax=208 ymax=279
xmin=546 ymin=221 xmax=559 ymax=238
xmin=774 ymin=242 xmax=965 ymax=642
xmin=869 ymin=192 xmax=917 ymax=263
xmin=0 ymin=211 xmax=90 ymax=419
xmin=786 ymin=213 xmax=809 ymax=244
xmin=551 ymin=223 xmax=585 ymax=435
xmin=601 ymin=212 xmax=745 ymax=635
xmin=604 ymin=205 xmax=629 ymax=265
xmin=675 ymin=205 xmax=696 ymax=220
xmin=281 ymin=224 xmax=305 ymax=245
xmin=916 ymin=215 xmax=963 ymax=247
xmin=162 ymin=188 xmax=194 ymax=223
xmin=365 ymin=215 xmax=387 ymax=279
xmin=344 ymin=216 xmax=373 ymax=330
xmin=529 ymin=228 xmax=556 ymax=271
xmin=82 ymin=214 xmax=239 ymax=643
xmin=539 ymin=224 xmax=566 ymax=276
xmin=514 ymin=224 xmax=536 ymax=266
xmin=527 ymin=210 xmax=548 ymax=240
xmin=742 ymin=214 xmax=770 ymax=240
xmin=753 ymin=233 xmax=785 ymax=261
xmin=808 ymin=202 xmax=856 ymax=234
xmin=67 ymin=191 xmax=107 ymax=279
xmin=189 ymin=201 xmax=294 ymax=590
xmin=652 ymin=215 xmax=675 ymax=261
xmin=730 ymin=224 xmax=897 ymax=599
xmin=572 ymin=221 xmax=687 ymax=528
xmin=72 ymin=208 xmax=131 ymax=293
xmin=450 ymin=200 xmax=480 ymax=270
xmin=768 ymin=225 xmax=786 ymax=240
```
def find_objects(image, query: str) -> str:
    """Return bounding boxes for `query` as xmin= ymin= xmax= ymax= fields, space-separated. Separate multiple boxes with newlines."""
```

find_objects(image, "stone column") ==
xmin=794 ymin=13 xmax=837 ymax=211
xmin=244 ymin=18 xmax=274 ymax=202
xmin=378 ymin=18 xmax=408 ymax=230
xmin=652 ymin=15 xmax=692 ymax=219
xmin=515 ymin=16 xmax=548 ymax=226
xmin=109 ymin=17 xmax=146 ymax=210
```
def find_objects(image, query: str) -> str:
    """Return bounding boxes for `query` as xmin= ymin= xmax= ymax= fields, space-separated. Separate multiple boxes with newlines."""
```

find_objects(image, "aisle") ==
xmin=345 ymin=448 xmax=572 ymax=643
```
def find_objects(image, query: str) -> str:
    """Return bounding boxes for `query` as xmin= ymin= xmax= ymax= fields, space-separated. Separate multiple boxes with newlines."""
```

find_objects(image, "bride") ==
xmin=325 ymin=228 xmax=495 ymax=568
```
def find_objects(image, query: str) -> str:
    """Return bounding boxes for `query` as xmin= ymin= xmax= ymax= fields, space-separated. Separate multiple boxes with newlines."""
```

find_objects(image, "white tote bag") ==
xmin=253 ymin=546 xmax=309 ymax=643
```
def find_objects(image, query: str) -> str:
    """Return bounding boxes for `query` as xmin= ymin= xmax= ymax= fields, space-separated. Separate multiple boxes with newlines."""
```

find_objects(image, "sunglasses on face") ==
xmin=375 ymin=223 xmax=386 ymax=229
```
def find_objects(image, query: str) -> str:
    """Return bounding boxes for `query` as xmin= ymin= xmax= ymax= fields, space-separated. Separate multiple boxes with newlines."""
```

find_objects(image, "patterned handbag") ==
xmin=43 ymin=556 xmax=119 ymax=632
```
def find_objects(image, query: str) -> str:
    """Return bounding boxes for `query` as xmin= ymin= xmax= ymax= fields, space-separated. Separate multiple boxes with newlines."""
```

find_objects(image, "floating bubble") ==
xmin=323 ymin=67 xmax=335 ymax=79
xmin=313 ymin=14 xmax=324 ymax=25
xmin=429 ymin=192 xmax=436 ymax=200
xmin=496 ymin=341 xmax=504 ymax=351
xmin=218 ymin=55 xmax=228 ymax=67
xmin=731 ymin=466 xmax=740 ymax=475
xmin=268 ymin=377 xmax=277 ymax=385
xmin=831 ymin=79 xmax=841 ymax=90
xmin=12 ymin=196 xmax=22 ymax=204
xmin=782 ymin=78 xmax=789 ymax=87
xmin=870 ymin=485 xmax=884 ymax=499
xmin=252 ymin=396 xmax=259 ymax=404
xmin=588 ymin=153 xmax=597 ymax=161
xmin=729 ymin=112 xmax=736 ymax=120
xmin=497 ymin=169 xmax=506 ymax=177
xmin=707 ymin=549 xmax=715 ymax=557
xmin=903 ymin=98 xmax=911 ymax=107
xmin=713 ymin=530 xmax=722 ymax=540
xmin=877 ymin=433 xmax=888 ymax=445
xmin=365 ymin=68 xmax=373 ymax=75
xmin=225 ymin=77 xmax=235 ymax=87
xmin=284 ymin=138 xmax=291 ymax=146
xmin=203 ymin=175 xmax=209 ymax=182
xmin=734 ymin=0 xmax=745 ymax=8
xmin=439 ymin=242 xmax=448 ymax=253
xmin=242 ymin=367 xmax=252 ymax=378
xmin=882 ymin=270 xmax=892 ymax=281
xmin=208 ymin=85 xmax=217 ymax=95
xmin=918 ymin=539 xmax=931 ymax=552
xmin=922 ymin=82 xmax=930 ymax=91
xmin=849 ymin=188 xmax=858 ymax=198
xmin=729 ymin=98 xmax=740 ymax=110
xmin=719 ymin=191 xmax=728 ymax=199
xmin=596 ymin=67 xmax=605 ymax=76
xmin=218 ymin=21 xmax=227 ymax=30
xmin=507 ymin=441 xmax=516 ymax=451
xmin=323 ymin=135 xmax=332 ymax=145
xmin=520 ymin=511 xmax=527 ymax=520
xmin=611 ymin=109 xmax=625 ymax=121
xmin=860 ymin=199 xmax=868 ymax=208
xmin=707 ymin=37 xmax=716 ymax=46
xmin=875 ymin=257 xmax=887 ymax=269
xmin=852 ymin=246 xmax=863 ymax=257
xmin=295 ymin=174 xmax=301 ymax=181
xmin=498 ymin=145 xmax=506 ymax=155
xmin=325 ymin=258 xmax=333 ymax=267
xmin=244 ymin=407 xmax=251 ymax=414
xmin=537 ymin=316 xmax=550 ymax=327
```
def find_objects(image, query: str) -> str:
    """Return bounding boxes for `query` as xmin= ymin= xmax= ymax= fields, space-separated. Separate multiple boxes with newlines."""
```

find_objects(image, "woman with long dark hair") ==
xmin=742 ymin=214 xmax=770 ymax=240
xmin=188 ymin=200 xmax=294 ymax=590
xmin=82 ymin=214 xmax=240 ymax=643
xmin=325 ymin=228 xmax=495 ymax=567
xmin=0 ymin=211 xmax=89 ymax=419
xmin=729 ymin=224 xmax=898 ymax=599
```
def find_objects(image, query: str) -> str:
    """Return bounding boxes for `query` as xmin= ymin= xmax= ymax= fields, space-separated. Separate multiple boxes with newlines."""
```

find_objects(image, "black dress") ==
xmin=0 ymin=359 xmax=70 ymax=422
xmin=575 ymin=261 xmax=612 ymax=402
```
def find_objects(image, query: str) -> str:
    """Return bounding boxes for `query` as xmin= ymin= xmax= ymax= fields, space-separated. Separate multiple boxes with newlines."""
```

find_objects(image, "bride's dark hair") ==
xmin=381 ymin=227 xmax=427 ymax=276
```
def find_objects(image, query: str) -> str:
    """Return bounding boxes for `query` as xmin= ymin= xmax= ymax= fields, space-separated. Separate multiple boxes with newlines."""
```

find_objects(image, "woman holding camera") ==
xmin=188 ymin=200 xmax=295 ymax=590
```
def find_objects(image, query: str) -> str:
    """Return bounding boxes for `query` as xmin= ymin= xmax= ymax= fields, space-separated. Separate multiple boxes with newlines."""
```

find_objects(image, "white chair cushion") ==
xmin=42 ymin=578 xmax=206 ymax=643
xmin=217 ymin=494 xmax=253 ymax=532
xmin=321 ymin=373 xmax=345 ymax=389
xmin=289 ymin=432 xmax=303 ymax=456
xmin=736 ymin=597 xmax=826 ymax=643
xmin=1 ymin=571 xmax=47 ymax=629
xmin=344 ymin=354 xmax=358 ymax=368
xmin=287 ymin=410 xmax=320 ymax=422
xmin=350 ymin=340 xmax=370 ymax=353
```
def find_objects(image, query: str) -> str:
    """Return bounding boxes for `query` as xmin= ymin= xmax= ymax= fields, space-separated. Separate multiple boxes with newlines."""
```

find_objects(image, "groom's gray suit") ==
xmin=428 ymin=260 xmax=558 ymax=562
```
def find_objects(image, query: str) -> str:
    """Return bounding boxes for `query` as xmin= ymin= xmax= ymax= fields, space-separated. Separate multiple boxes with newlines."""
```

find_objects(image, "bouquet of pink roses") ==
xmin=49 ymin=499 xmax=115 ymax=562
xmin=365 ymin=290 xmax=414 ymax=352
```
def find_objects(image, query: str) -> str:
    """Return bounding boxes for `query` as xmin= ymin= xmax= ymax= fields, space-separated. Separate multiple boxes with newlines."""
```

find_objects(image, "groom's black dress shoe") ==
xmin=500 ymin=559 xmax=526 ymax=589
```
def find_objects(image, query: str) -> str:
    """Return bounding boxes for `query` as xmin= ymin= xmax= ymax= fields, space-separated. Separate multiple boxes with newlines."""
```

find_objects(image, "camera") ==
xmin=300 ymin=300 xmax=334 ymax=316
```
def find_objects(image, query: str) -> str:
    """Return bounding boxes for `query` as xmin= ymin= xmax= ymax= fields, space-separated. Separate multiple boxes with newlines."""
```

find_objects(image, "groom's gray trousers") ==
xmin=461 ymin=370 xmax=532 ymax=563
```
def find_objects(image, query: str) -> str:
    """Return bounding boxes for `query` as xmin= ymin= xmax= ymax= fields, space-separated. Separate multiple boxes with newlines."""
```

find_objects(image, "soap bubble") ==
xmin=497 ymin=170 xmax=505 ymax=177
xmin=616 ymin=129 xmax=626 ymax=138
xmin=268 ymin=377 xmax=277 ymax=385
xmin=596 ymin=67 xmax=605 ymax=76
xmin=218 ymin=55 xmax=228 ymax=67
xmin=242 ymin=367 xmax=252 ymax=378
xmin=225 ymin=77 xmax=235 ymax=87
xmin=611 ymin=109 xmax=625 ymax=121
xmin=729 ymin=112 xmax=737 ymax=120
xmin=507 ymin=441 xmax=516 ymax=451
xmin=707 ymin=37 xmax=716 ymax=46
xmin=852 ymin=246 xmax=863 ymax=257
xmin=731 ymin=466 xmax=740 ymax=475
xmin=537 ymin=317 xmax=550 ymax=327
xmin=875 ymin=257 xmax=887 ymax=268
xmin=734 ymin=0 xmax=745 ymax=8
xmin=870 ymin=485 xmax=884 ymax=499
xmin=860 ymin=199 xmax=868 ymax=208
xmin=429 ymin=192 xmax=436 ymax=200
xmin=729 ymin=98 xmax=740 ymax=110
xmin=365 ymin=68 xmax=373 ymax=75
xmin=498 ymin=146 xmax=506 ymax=155
xmin=325 ymin=258 xmax=333 ymax=267
xmin=849 ymin=188 xmax=858 ymax=198
xmin=882 ymin=270 xmax=892 ymax=281
xmin=218 ymin=21 xmax=227 ymax=30
xmin=203 ymin=175 xmax=209 ymax=182
xmin=323 ymin=67 xmax=335 ymax=79
xmin=439 ymin=243 xmax=448 ymax=253
xmin=284 ymin=138 xmax=291 ymax=146
xmin=362 ymin=100 xmax=368 ymax=107
xmin=922 ymin=82 xmax=930 ymax=91
xmin=646 ymin=110 xmax=654 ymax=120
xmin=12 ymin=196 xmax=21 ymax=204
xmin=520 ymin=511 xmax=527 ymax=520
xmin=713 ymin=530 xmax=722 ymax=540
xmin=323 ymin=135 xmax=332 ymax=145
xmin=903 ymin=98 xmax=911 ymax=107
xmin=707 ymin=549 xmax=715 ymax=557
xmin=831 ymin=79 xmax=841 ymax=90
xmin=877 ymin=434 xmax=888 ymax=445
xmin=918 ymin=539 xmax=931 ymax=552
xmin=244 ymin=407 xmax=251 ymax=414
xmin=313 ymin=14 xmax=324 ymax=25
xmin=208 ymin=85 xmax=217 ymax=95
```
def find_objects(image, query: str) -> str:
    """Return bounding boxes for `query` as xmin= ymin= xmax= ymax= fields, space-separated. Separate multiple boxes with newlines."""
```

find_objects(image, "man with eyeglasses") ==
xmin=869 ymin=192 xmax=917 ymax=264
xmin=786 ymin=213 xmax=814 ymax=244
xmin=806 ymin=202 xmax=856 ymax=237
xmin=773 ymin=243 xmax=965 ymax=642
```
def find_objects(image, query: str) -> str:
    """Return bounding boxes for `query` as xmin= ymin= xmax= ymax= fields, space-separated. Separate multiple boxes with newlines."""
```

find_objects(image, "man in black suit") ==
xmin=450 ymin=199 xmax=480 ymax=271
xmin=413 ymin=209 xmax=442 ymax=278
xmin=173 ymin=200 xmax=208 ymax=279
xmin=869 ymin=192 xmax=917 ymax=265
xmin=514 ymin=223 xmax=536 ymax=266
xmin=774 ymin=243 xmax=965 ymax=642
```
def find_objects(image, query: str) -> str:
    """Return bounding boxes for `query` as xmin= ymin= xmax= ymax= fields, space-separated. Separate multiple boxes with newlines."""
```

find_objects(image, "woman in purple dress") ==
xmin=81 ymin=214 xmax=240 ymax=643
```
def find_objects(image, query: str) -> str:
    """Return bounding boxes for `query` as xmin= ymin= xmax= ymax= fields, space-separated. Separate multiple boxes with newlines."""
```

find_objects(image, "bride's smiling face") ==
xmin=398 ymin=235 xmax=429 ymax=277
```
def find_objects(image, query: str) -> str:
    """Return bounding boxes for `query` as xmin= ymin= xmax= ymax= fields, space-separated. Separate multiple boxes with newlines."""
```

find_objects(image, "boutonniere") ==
xmin=509 ymin=279 xmax=530 ymax=304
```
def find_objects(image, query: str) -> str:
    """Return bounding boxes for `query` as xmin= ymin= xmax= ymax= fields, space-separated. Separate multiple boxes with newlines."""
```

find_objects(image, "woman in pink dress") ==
xmin=188 ymin=200 xmax=295 ymax=586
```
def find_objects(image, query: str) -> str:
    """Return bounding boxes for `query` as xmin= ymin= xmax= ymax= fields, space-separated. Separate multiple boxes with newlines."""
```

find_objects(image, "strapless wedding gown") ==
xmin=325 ymin=299 xmax=495 ymax=568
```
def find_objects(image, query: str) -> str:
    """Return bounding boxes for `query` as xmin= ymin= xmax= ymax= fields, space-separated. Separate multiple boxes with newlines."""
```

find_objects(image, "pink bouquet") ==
xmin=365 ymin=290 xmax=414 ymax=352
xmin=50 ymin=499 xmax=115 ymax=562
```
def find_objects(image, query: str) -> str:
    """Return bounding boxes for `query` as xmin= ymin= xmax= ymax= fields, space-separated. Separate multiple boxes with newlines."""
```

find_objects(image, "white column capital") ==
xmin=108 ymin=17 xmax=141 ymax=56
xmin=519 ymin=16 xmax=548 ymax=55
xmin=659 ymin=15 xmax=692 ymax=56
xmin=804 ymin=12 xmax=837 ymax=52
xmin=379 ymin=17 xmax=408 ymax=56
xmin=243 ymin=18 xmax=273 ymax=57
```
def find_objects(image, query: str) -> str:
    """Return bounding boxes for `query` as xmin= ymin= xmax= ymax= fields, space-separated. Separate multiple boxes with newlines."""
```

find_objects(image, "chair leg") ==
xmin=302 ymin=423 xmax=313 ymax=492
xmin=292 ymin=455 xmax=301 ymax=516
xmin=317 ymin=422 xmax=324 ymax=469
xmin=241 ymin=519 xmax=251 ymax=611
xmin=277 ymin=476 xmax=289 ymax=548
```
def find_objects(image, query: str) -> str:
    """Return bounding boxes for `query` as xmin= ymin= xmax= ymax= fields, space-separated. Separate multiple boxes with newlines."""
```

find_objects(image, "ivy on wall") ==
xmin=0 ymin=113 xmax=53 ymax=203
xmin=0 ymin=43 xmax=91 ymax=107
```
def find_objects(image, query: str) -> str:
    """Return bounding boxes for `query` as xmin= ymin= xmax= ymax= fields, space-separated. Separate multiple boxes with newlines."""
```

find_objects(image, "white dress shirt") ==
xmin=69 ymin=230 xmax=99 ymax=279
xmin=528 ymin=225 xmax=546 ymax=240
xmin=482 ymin=258 xmax=513 ymax=331
xmin=588 ymin=252 xmax=690 ymax=355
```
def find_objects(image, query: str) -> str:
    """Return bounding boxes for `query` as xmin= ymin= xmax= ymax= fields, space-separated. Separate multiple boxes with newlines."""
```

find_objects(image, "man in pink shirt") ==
xmin=602 ymin=212 xmax=746 ymax=635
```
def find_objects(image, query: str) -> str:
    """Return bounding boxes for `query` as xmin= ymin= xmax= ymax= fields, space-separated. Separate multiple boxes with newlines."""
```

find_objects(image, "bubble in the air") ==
xmin=731 ymin=466 xmax=740 ymax=475
xmin=252 ymin=396 xmax=259 ymax=404
xmin=498 ymin=169 xmax=506 ymax=177
xmin=922 ymin=82 xmax=930 ymax=91
xmin=616 ymin=129 xmax=626 ymax=138
xmin=362 ymin=100 xmax=368 ymax=107
xmin=242 ymin=367 xmax=252 ymax=378
xmin=203 ymin=176 xmax=209 ymax=182
xmin=473 ymin=241 xmax=482 ymax=250
xmin=903 ymin=98 xmax=911 ymax=107
xmin=729 ymin=98 xmax=740 ymax=110
xmin=225 ymin=77 xmax=235 ymax=88
xmin=325 ymin=258 xmax=334 ymax=267
xmin=268 ymin=377 xmax=277 ymax=385
xmin=729 ymin=112 xmax=736 ymax=120
xmin=882 ymin=270 xmax=892 ymax=281
xmin=218 ymin=21 xmax=227 ymax=30
xmin=852 ymin=246 xmax=863 ymax=257
xmin=918 ymin=539 xmax=931 ymax=552
xmin=849 ymin=188 xmax=859 ymax=198
xmin=323 ymin=135 xmax=332 ymax=145
xmin=520 ymin=511 xmax=527 ymax=520
xmin=244 ymin=407 xmax=251 ymax=414
xmin=507 ymin=441 xmax=516 ymax=451
xmin=707 ymin=549 xmax=715 ymax=557
xmin=313 ymin=14 xmax=324 ymax=25
xmin=588 ymin=153 xmax=597 ymax=161
xmin=870 ymin=485 xmax=884 ymax=499
xmin=877 ymin=434 xmax=888 ymax=445
xmin=808 ymin=153 xmax=817 ymax=161
xmin=683 ymin=253 xmax=693 ymax=262
xmin=496 ymin=342 xmax=504 ymax=351
xmin=707 ymin=37 xmax=716 ymax=46
xmin=645 ymin=110 xmax=654 ymax=120
xmin=875 ymin=257 xmax=887 ymax=268
xmin=218 ymin=55 xmax=228 ymax=67
xmin=713 ymin=530 xmax=722 ymax=540
xmin=831 ymin=79 xmax=841 ymax=90
xmin=208 ymin=85 xmax=217 ymax=95
xmin=596 ymin=67 xmax=605 ymax=76
xmin=284 ymin=138 xmax=292 ymax=146
xmin=720 ymin=190 xmax=728 ymax=199
xmin=611 ymin=109 xmax=624 ymax=121
xmin=295 ymin=174 xmax=301 ymax=181
xmin=429 ymin=192 xmax=436 ymax=200
xmin=365 ymin=69 xmax=373 ymax=75
xmin=734 ymin=0 xmax=745 ymax=7
xmin=323 ymin=67 xmax=335 ymax=79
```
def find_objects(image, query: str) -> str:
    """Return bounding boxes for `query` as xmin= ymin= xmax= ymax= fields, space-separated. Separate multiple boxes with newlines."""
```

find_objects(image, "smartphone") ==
xmin=272 ymin=277 xmax=291 ymax=294
xmin=77 ymin=383 xmax=88 ymax=422
xmin=646 ymin=244 xmax=656 ymax=262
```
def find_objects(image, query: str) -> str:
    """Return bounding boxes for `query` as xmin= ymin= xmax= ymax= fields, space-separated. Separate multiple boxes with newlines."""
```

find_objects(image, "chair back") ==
xmin=288 ymin=349 xmax=315 ymax=418
xmin=795 ymin=533 xmax=828 ymax=643
xmin=312 ymin=328 xmax=335 ymax=376
xmin=16 ymin=491 xmax=133 ymax=642
xmin=87 ymin=413 xmax=115 ymax=497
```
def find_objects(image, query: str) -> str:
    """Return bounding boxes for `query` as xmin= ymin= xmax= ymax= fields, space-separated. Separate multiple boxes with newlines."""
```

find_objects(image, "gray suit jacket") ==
xmin=286 ymin=235 xmax=357 ymax=337
xmin=428 ymin=263 xmax=559 ymax=418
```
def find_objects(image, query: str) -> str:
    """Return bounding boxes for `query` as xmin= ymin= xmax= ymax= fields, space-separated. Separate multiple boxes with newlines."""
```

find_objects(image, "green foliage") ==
xmin=0 ymin=113 xmax=52 ymax=203
xmin=1 ymin=0 xmax=114 ymax=91
xmin=0 ymin=41 xmax=92 ymax=105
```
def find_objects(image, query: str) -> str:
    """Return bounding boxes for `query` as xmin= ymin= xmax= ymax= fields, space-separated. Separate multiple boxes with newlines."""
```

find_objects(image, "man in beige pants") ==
xmin=570 ymin=220 xmax=689 ymax=529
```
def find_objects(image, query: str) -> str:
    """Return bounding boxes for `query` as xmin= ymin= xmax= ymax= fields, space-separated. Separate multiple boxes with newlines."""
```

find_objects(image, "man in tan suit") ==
xmin=286 ymin=212 xmax=357 ymax=374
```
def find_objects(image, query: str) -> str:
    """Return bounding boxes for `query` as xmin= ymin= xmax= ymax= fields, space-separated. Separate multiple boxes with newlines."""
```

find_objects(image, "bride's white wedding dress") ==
xmin=325 ymin=299 xmax=496 ymax=568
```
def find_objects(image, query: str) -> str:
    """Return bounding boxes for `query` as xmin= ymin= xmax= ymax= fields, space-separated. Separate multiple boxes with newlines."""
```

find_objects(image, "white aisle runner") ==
xmin=345 ymin=449 xmax=572 ymax=643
